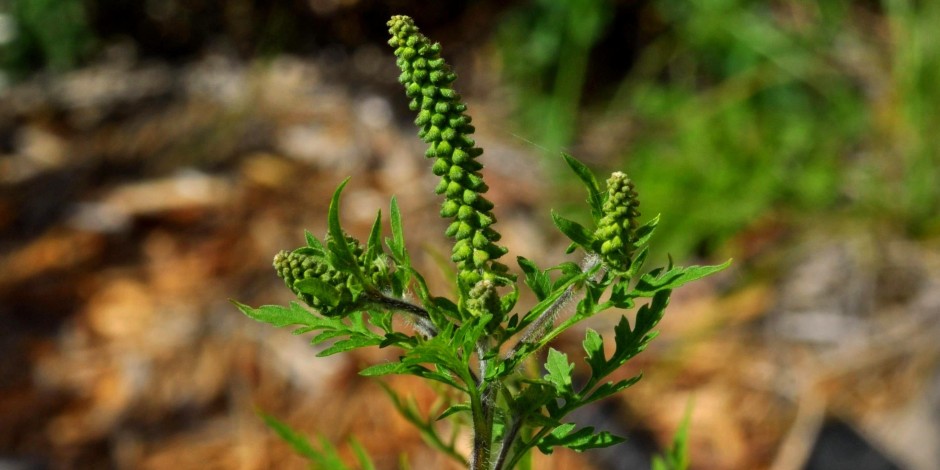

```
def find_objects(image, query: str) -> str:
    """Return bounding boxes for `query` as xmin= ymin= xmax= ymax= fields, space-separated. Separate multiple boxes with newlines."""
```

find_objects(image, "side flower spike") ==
xmin=593 ymin=172 xmax=641 ymax=273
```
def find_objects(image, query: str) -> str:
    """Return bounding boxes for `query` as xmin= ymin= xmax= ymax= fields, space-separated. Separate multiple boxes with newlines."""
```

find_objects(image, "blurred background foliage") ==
xmin=0 ymin=0 xmax=95 ymax=79
xmin=498 ymin=0 xmax=939 ymax=260
xmin=2 ymin=0 xmax=936 ymax=261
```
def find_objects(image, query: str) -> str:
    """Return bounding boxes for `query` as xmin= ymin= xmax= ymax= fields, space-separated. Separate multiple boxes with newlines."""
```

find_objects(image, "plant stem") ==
xmin=506 ymin=255 xmax=601 ymax=359
xmin=366 ymin=291 xmax=438 ymax=337
xmin=468 ymin=381 xmax=492 ymax=470
xmin=492 ymin=415 xmax=522 ymax=470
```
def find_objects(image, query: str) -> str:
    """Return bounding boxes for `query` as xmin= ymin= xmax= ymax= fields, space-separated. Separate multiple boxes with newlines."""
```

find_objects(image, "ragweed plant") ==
xmin=234 ymin=15 xmax=728 ymax=470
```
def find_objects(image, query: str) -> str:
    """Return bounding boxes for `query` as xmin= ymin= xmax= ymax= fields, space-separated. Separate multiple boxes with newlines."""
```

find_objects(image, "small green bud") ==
xmin=457 ymin=204 xmax=474 ymax=221
xmin=459 ymin=270 xmax=482 ymax=286
xmin=441 ymin=200 xmax=460 ymax=217
xmin=436 ymin=140 xmax=453 ymax=157
xmin=455 ymin=221 xmax=473 ymax=239
xmin=452 ymin=149 xmax=470 ymax=164
xmin=483 ymin=227 xmax=500 ymax=242
xmin=463 ymin=173 xmax=481 ymax=189
xmin=471 ymin=231 xmax=489 ymax=248
xmin=415 ymin=109 xmax=431 ymax=125
xmin=462 ymin=189 xmax=478 ymax=205
xmin=432 ymin=158 xmax=450 ymax=176
xmin=448 ymin=165 xmax=465 ymax=181
xmin=474 ymin=197 xmax=494 ymax=211
xmin=449 ymin=116 xmax=469 ymax=128
xmin=445 ymin=181 xmax=463 ymax=198
xmin=452 ymin=240 xmax=472 ymax=262
xmin=424 ymin=126 xmax=441 ymax=142
xmin=472 ymin=249 xmax=490 ymax=267
xmin=445 ymin=221 xmax=461 ymax=237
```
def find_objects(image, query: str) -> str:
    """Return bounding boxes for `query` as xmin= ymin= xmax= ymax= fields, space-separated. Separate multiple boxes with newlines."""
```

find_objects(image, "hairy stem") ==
xmin=506 ymin=255 xmax=601 ymax=359
xmin=365 ymin=291 xmax=438 ymax=337
xmin=493 ymin=415 xmax=522 ymax=470
xmin=468 ymin=383 xmax=492 ymax=470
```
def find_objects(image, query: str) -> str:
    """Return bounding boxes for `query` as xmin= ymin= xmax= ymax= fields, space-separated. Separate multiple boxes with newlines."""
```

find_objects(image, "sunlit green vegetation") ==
xmin=500 ymin=0 xmax=940 ymax=259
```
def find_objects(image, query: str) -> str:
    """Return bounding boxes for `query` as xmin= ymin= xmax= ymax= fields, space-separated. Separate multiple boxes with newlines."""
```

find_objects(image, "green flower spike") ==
xmin=466 ymin=279 xmax=500 ymax=319
xmin=273 ymin=234 xmax=387 ymax=317
xmin=388 ymin=15 xmax=509 ymax=287
xmin=593 ymin=171 xmax=641 ymax=272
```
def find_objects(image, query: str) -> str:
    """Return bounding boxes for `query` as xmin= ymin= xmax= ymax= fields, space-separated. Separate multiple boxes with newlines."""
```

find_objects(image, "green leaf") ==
xmin=625 ymin=246 xmax=650 ymax=279
xmin=551 ymin=211 xmax=595 ymax=248
xmin=359 ymin=361 xmax=410 ymax=377
xmin=562 ymin=153 xmax=603 ymax=221
xmin=259 ymin=412 xmax=350 ymax=469
xmin=404 ymin=341 xmax=466 ymax=383
xmin=436 ymin=403 xmax=471 ymax=421
xmin=518 ymin=256 xmax=550 ymax=300
xmin=293 ymin=278 xmax=342 ymax=308
xmin=582 ymin=328 xmax=606 ymax=376
xmin=583 ymin=375 xmax=642 ymax=404
xmin=551 ymin=261 xmax=584 ymax=290
xmin=513 ymin=382 xmax=557 ymax=415
xmin=635 ymin=290 xmax=670 ymax=336
xmin=612 ymin=315 xmax=636 ymax=359
xmin=310 ymin=329 xmax=348 ymax=345
xmin=575 ymin=285 xmax=600 ymax=320
xmin=349 ymin=438 xmax=377 ymax=470
xmin=609 ymin=279 xmax=636 ymax=309
xmin=501 ymin=286 xmax=520 ymax=315
xmin=537 ymin=424 xmax=625 ymax=454
xmin=318 ymin=336 xmax=383 ymax=357
xmin=653 ymin=399 xmax=693 ymax=470
xmin=327 ymin=178 xmax=367 ymax=285
xmin=305 ymin=230 xmax=324 ymax=251
xmin=632 ymin=214 xmax=660 ymax=248
xmin=232 ymin=300 xmax=315 ymax=328
xmin=388 ymin=196 xmax=407 ymax=262
xmin=365 ymin=209 xmax=383 ymax=265
xmin=379 ymin=331 xmax=418 ymax=349
xmin=431 ymin=296 xmax=461 ymax=322
xmin=544 ymin=348 xmax=574 ymax=395
xmin=631 ymin=260 xmax=731 ymax=298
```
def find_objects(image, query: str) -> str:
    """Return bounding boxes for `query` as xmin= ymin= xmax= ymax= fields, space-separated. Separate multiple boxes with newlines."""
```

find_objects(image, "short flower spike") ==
xmin=594 ymin=172 xmax=641 ymax=272
xmin=273 ymin=234 xmax=387 ymax=317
